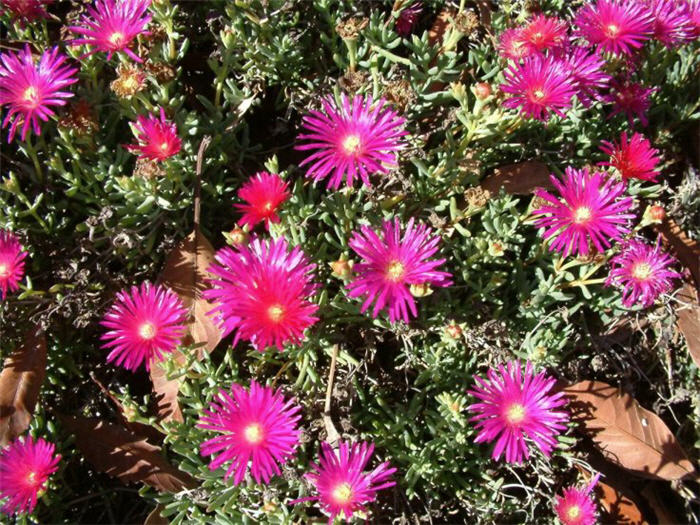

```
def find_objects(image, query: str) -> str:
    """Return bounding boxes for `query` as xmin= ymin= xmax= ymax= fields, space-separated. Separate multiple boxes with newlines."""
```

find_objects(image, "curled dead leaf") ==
xmin=564 ymin=381 xmax=695 ymax=481
xmin=676 ymin=284 xmax=700 ymax=368
xmin=150 ymin=351 xmax=185 ymax=424
xmin=655 ymin=218 xmax=700 ymax=291
xmin=61 ymin=414 xmax=196 ymax=492
xmin=0 ymin=326 xmax=46 ymax=446
xmin=480 ymin=161 xmax=553 ymax=196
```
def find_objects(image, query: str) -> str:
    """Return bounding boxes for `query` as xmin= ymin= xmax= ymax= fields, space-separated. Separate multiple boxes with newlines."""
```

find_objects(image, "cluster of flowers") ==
xmin=499 ymin=0 xmax=699 ymax=123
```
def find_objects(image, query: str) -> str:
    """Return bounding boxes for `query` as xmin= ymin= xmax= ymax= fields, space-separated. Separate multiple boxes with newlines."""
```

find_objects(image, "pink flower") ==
xmin=501 ymin=54 xmax=577 ymax=121
xmin=563 ymin=46 xmax=611 ymax=107
xmin=68 ymin=0 xmax=152 ymax=63
xmin=296 ymin=94 xmax=408 ymax=189
xmin=396 ymin=2 xmax=422 ymax=37
xmin=198 ymin=380 xmax=301 ymax=485
xmin=575 ymin=0 xmax=654 ymax=55
xmin=0 ymin=436 xmax=60 ymax=515
xmin=532 ymin=167 xmax=635 ymax=257
xmin=467 ymin=360 xmax=568 ymax=464
xmin=686 ymin=0 xmax=700 ymax=37
xmin=599 ymin=131 xmax=661 ymax=181
xmin=605 ymin=237 xmax=681 ymax=308
xmin=603 ymin=78 xmax=654 ymax=126
xmin=347 ymin=217 xmax=452 ymax=323
xmin=554 ymin=473 xmax=601 ymax=525
xmin=519 ymin=14 xmax=568 ymax=53
xmin=205 ymin=237 xmax=319 ymax=351
xmin=0 ymin=45 xmax=77 ymax=143
xmin=0 ymin=0 xmax=51 ymax=22
xmin=0 ymin=230 xmax=27 ymax=301
xmin=126 ymin=107 xmax=181 ymax=161
xmin=648 ymin=0 xmax=693 ymax=46
xmin=235 ymin=172 xmax=290 ymax=230
xmin=498 ymin=28 xmax=533 ymax=60
xmin=100 ymin=282 xmax=187 ymax=372
xmin=293 ymin=441 xmax=396 ymax=524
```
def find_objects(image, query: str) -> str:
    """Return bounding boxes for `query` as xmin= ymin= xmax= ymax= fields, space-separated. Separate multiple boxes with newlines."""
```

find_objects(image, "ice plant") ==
xmin=467 ymin=360 xmax=569 ymax=464
xmin=501 ymin=53 xmax=577 ymax=121
xmin=563 ymin=46 xmax=611 ymax=107
xmin=198 ymin=380 xmax=301 ymax=485
xmin=648 ymin=0 xmax=692 ymax=46
xmin=605 ymin=237 xmax=681 ymax=308
xmin=395 ymin=2 xmax=422 ymax=37
xmin=532 ymin=167 xmax=635 ymax=257
xmin=347 ymin=217 xmax=452 ymax=323
xmin=100 ymin=282 xmax=187 ymax=372
xmin=554 ymin=474 xmax=601 ymax=525
xmin=293 ymin=441 xmax=396 ymax=523
xmin=0 ymin=436 xmax=60 ymax=515
xmin=205 ymin=237 xmax=319 ymax=351
xmin=0 ymin=230 xmax=27 ymax=301
xmin=126 ymin=107 xmax=181 ymax=161
xmin=0 ymin=45 xmax=78 ymax=143
xmin=599 ymin=131 xmax=661 ymax=181
xmin=519 ymin=14 xmax=568 ymax=53
xmin=235 ymin=172 xmax=291 ymax=230
xmin=687 ymin=0 xmax=700 ymax=37
xmin=498 ymin=28 xmax=532 ymax=60
xmin=604 ymin=78 xmax=654 ymax=126
xmin=68 ymin=0 xmax=152 ymax=63
xmin=575 ymin=0 xmax=654 ymax=55
xmin=0 ymin=0 xmax=51 ymax=22
xmin=296 ymin=94 xmax=408 ymax=189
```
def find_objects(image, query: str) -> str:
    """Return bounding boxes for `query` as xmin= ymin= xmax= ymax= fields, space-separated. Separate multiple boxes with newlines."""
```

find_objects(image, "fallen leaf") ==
xmin=0 ymin=326 xmax=46 ymax=446
xmin=480 ymin=161 xmax=553 ymax=195
xmin=640 ymin=483 xmax=684 ymax=524
xmin=150 ymin=353 xmax=185 ymax=423
xmin=656 ymin=218 xmax=700 ymax=291
xmin=675 ymin=284 xmax=700 ymax=367
xmin=564 ymin=381 xmax=695 ymax=481
xmin=596 ymin=478 xmax=647 ymax=524
xmin=61 ymin=415 xmax=196 ymax=492
xmin=144 ymin=504 xmax=168 ymax=525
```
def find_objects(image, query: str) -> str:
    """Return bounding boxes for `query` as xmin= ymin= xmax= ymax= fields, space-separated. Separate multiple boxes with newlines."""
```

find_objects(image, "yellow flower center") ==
xmin=27 ymin=471 xmax=36 ymax=483
xmin=573 ymin=206 xmax=592 ymax=224
xmin=109 ymin=31 xmax=125 ymax=46
xmin=139 ymin=322 xmax=157 ymax=340
xmin=267 ymin=304 xmax=285 ymax=323
xmin=533 ymin=89 xmax=545 ymax=100
xmin=386 ymin=260 xmax=405 ymax=282
xmin=122 ymin=76 xmax=138 ymax=90
xmin=159 ymin=142 xmax=169 ymax=151
xmin=263 ymin=201 xmax=273 ymax=212
xmin=566 ymin=504 xmax=581 ymax=520
xmin=506 ymin=403 xmax=526 ymax=424
xmin=243 ymin=423 xmax=263 ymax=444
xmin=531 ymin=31 xmax=543 ymax=43
xmin=342 ymin=134 xmax=362 ymax=154
xmin=605 ymin=24 xmax=620 ymax=37
xmin=0 ymin=263 xmax=8 ymax=277
xmin=632 ymin=262 xmax=652 ymax=281
xmin=332 ymin=482 xmax=353 ymax=504
xmin=23 ymin=86 xmax=39 ymax=104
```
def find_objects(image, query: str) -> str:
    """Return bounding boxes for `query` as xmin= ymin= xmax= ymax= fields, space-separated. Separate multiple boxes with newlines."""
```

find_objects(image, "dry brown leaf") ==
xmin=480 ymin=161 xmax=553 ymax=196
xmin=0 ymin=326 xmax=46 ymax=446
xmin=150 ymin=353 xmax=185 ymax=423
xmin=61 ymin=415 xmax=196 ymax=492
xmin=656 ymin=218 xmax=700 ymax=290
xmin=676 ymin=284 xmax=700 ymax=367
xmin=596 ymin=478 xmax=647 ymax=524
xmin=564 ymin=381 xmax=695 ymax=481
xmin=144 ymin=504 xmax=168 ymax=525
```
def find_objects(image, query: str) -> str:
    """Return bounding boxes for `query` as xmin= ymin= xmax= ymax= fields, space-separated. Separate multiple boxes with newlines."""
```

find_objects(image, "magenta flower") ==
xmin=0 ymin=0 xmax=51 ymax=22
xmin=0 ymin=45 xmax=77 ymax=143
xmin=296 ymin=94 xmax=408 ymax=189
xmin=125 ymin=107 xmax=181 ymax=161
xmin=501 ymin=54 xmax=577 ymax=121
xmin=532 ymin=167 xmax=635 ymax=257
xmin=519 ymin=14 xmax=568 ymax=53
xmin=198 ymin=380 xmax=301 ymax=485
xmin=235 ymin=172 xmax=290 ymax=230
xmin=467 ymin=360 xmax=568 ymax=464
xmin=648 ymin=0 xmax=693 ymax=46
xmin=687 ymin=0 xmax=700 ymax=38
xmin=575 ymin=0 xmax=653 ymax=55
xmin=563 ymin=46 xmax=611 ymax=107
xmin=554 ymin=474 xmax=601 ymax=525
xmin=0 ymin=436 xmax=60 ymax=515
xmin=100 ymin=282 xmax=187 ymax=372
xmin=0 ymin=230 xmax=27 ymax=301
xmin=205 ymin=237 xmax=319 ymax=351
xmin=346 ymin=217 xmax=451 ymax=323
xmin=498 ymin=28 xmax=533 ymax=60
xmin=293 ymin=441 xmax=396 ymax=524
xmin=603 ymin=78 xmax=654 ymax=126
xmin=599 ymin=131 xmax=661 ymax=181
xmin=396 ymin=2 xmax=422 ymax=37
xmin=606 ymin=237 xmax=681 ymax=308
xmin=68 ymin=0 xmax=152 ymax=63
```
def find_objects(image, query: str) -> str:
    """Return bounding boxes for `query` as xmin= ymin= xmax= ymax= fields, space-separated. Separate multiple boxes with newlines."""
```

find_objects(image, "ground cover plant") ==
xmin=0 ymin=0 xmax=699 ymax=523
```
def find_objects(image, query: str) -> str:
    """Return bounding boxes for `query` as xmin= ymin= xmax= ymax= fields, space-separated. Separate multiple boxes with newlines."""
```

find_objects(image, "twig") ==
xmin=322 ymin=345 xmax=341 ymax=446
xmin=194 ymin=136 xmax=211 ymax=230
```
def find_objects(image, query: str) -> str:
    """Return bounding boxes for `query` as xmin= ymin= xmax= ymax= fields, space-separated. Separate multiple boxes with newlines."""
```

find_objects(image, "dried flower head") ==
xmin=110 ymin=63 xmax=146 ymax=98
